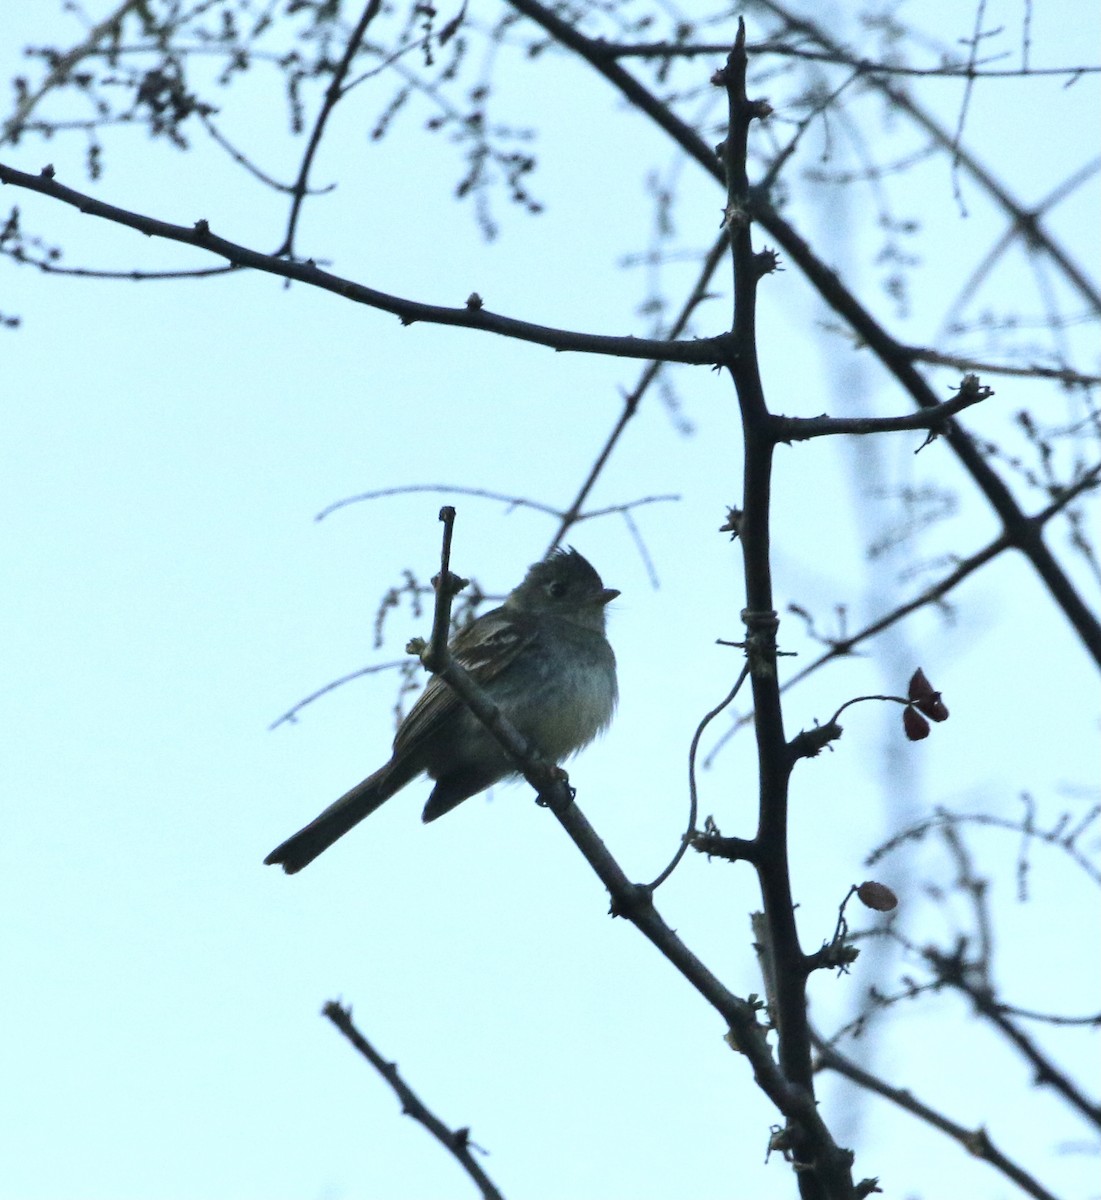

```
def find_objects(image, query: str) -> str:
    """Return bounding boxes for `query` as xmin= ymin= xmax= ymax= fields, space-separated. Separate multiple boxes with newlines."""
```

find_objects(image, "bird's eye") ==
xmin=547 ymin=580 xmax=568 ymax=599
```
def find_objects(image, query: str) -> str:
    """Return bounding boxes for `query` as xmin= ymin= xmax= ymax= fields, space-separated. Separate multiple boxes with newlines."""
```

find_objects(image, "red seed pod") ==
xmin=919 ymin=692 xmax=949 ymax=722
xmin=908 ymin=668 xmax=949 ymax=721
xmin=858 ymin=881 xmax=899 ymax=911
xmin=903 ymin=706 xmax=931 ymax=741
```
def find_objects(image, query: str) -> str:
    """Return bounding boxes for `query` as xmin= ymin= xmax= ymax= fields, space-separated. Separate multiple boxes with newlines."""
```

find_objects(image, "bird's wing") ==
xmin=392 ymin=607 xmax=538 ymax=758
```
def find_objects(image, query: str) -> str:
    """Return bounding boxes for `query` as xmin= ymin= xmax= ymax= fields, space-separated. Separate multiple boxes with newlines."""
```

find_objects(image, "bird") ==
xmin=264 ymin=547 xmax=619 ymax=873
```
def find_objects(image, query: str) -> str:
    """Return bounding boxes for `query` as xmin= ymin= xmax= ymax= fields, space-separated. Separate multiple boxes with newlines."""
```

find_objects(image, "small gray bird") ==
xmin=265 ymin=548 xmax=619 ymax=873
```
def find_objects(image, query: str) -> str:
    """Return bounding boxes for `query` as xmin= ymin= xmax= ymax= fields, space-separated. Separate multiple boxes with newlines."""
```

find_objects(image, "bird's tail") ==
xmin=264 ymin=762 xmax=407 ymax=874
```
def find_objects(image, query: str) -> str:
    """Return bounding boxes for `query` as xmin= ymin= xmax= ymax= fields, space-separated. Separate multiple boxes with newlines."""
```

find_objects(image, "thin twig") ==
xmin=323 ymin=1002 xmax=506 ymax=1200
xmin=649 ymin=664 xmax=752 ymax=891
xmin=315 ymin=484 xmax=678 ymax=525
xmin=904 ymin=343 xmax=1101 ymax=387
xmin=596 ymin=37 xmax=1101 ymax=81
xmin=279 ymin=0 xmax=384 ymax=256
xmin=424 ymin=505 xmax=465 ymax=670
xmin=1 ymin=0 xmax=145 ymax=145
xmin=545 ymin=229 xmax=730 ymax=556
xmin=268 ymin=660 xmax=408 ymax=730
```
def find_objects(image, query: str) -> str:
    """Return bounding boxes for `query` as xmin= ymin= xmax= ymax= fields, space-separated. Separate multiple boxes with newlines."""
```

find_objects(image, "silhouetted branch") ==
xmin=925 ymin=944 xmax=1101 ymax=1130
xmin=753 ymin=197 xmax=1101 ymax=666
xmin=773 ymin=375 xmax=993 ymax=442
xmin=1 ymin=0 xmax=144 ymax=145
xmin=650 ymin=664 xmax=753 ymax=890
xmin=903 ymin=344 xmax=1101 ymax=387
xmin=279 ymin=1 xmax=383 ymax=256
xmin=400 ymin=504 xmax=861 ymax=1197
xmin=867 ymin=803 xmax=1101 ymax=888
xmin=501 ymin=0 xmax=1101 ymax=668
xmin=546 ymin=229 xmax=730 ymax=557
xmin=323 ymin=1001 xmax=506 ymax=1200
xmin=0 ymin=159 xmax=727 ymax=365
xmin=268 ymin=660 xmax=408 ymax=730
xmin=813 ymin=1031 xmax=1060 ymax=1200
xmin=597 ymin=36 xmax=1101 ymax=82
xmin=315 ymin=484 xmax=678 ymax=525
xmin=705 ymin=459 xmax=1101 ymax=764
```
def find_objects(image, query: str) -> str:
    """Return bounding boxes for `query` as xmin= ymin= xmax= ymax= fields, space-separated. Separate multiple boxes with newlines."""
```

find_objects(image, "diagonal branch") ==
xmin=323 ymin=1001 xmax=506 ymax=1200
xmin=279 ymin=0 xmax=383 ymax=256
xmin=546 ymin=228 xmax=730 ymax=556
xmin=0 ymin=160 xmax=726 ymax=365
xmin=1 ymin=0 xmax=145 ymax=146
xmin=704 ymin=460 xmax=1101 ymax=765
xmin=501 ymin=0 xmax=1101 ymax=669
xmin=598 ymin=36 xmax=1101 ymax=82
xmin=813 ymin=1031 xmax=1060 ymax=1200
xmin=925 ymin=946 xmax=1101 ymax=1130
xmin=753 ymin=0 xmax=1101 ymax=317
xmin=903 ymin=344 xmax=1101 ymax=386
xmin=754 ymin=195 xmax=1101 ymax=667
xmin=403 ymin=506 xmax=859 ymax=1197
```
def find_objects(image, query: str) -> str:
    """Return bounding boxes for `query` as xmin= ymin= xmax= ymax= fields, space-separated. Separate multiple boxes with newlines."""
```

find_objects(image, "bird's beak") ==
xmin=598 ymin=588 xmax=620 ymax=606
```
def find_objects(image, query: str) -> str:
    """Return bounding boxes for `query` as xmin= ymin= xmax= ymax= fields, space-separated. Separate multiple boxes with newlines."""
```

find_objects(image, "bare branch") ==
xmin=597 ymin=37 xmax=1101 ymax=82
xmin=650 ymin=663 xmax=753 ymax=890
xmin=903 ymin=344 xmax=1101 ymax=387
xmin=0 ymin=160 xmax=728 ymax=365
xmin=315 ymin=483 xmax=678 ymax=526
xmin=323 ymin=1001 xmax=507 ymax=1200
xmin=280 ymin=1 xmax=384 ymax=256
xmin=398 ymin=505 xmax=858 ymax=1193
xmin=546 ymin=229 xmax=730 ymax=556
xmin=923 ymin=944 xmax=1101 ymax=1129
xmin=813 ymin=1032 xmax=1061 ymax=1200
xmin=1 ymin=0 xmax=144 ymax=145
xmin=268 ymin=660 xmax=408 ymax=731
xmin=499 ymin=0 xmax=1101 ymax=666
xmin=703 ymin=461 xmax=1100 ymax=765
xmin=773 ymin=376 xmax=993 ymax=442
xmin=867 ymin=804 xmax=1101 ymax=888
